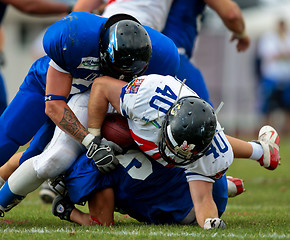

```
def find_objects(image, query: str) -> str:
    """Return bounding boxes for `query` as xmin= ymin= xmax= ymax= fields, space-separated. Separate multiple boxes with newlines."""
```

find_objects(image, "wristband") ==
xmin=44 ymin=94 xmax=67 ymax=102
xmin=88 ymin=128 xmax=101 ymax=136
xmin=82 ymin=133 xmax=95 ymax=148
xmin=234 ymin=30 xmax=248 ymax=39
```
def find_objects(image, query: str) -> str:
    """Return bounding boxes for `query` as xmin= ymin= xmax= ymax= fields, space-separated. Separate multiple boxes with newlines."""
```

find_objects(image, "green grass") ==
xmin=0 ymin=138 xmax=289 ymax=240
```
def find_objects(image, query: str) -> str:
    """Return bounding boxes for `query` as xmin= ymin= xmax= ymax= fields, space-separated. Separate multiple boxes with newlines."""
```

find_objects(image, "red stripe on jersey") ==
xmin=130 ymin=129 xmax=158 ymax=152
xmin=106 ymin=0 xmax=116 ymax=5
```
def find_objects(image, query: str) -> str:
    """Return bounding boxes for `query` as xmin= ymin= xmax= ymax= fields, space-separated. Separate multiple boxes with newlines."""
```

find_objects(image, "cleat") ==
xmin=5 ymin=197 xmax=24 ymax=212
xmin=227 ymin=176 xmax=245 ymax=197
xmin=39 ymin=181 xmax=57 ymax=204
xmin=255 ymin=125 xmax=280 ymax=170
xmin=52 ymin=194 xmax=75 ymax=222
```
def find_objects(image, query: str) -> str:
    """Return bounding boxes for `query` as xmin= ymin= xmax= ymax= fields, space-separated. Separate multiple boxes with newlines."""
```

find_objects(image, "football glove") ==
xmin=83 ymin=134 xmax=102 ymax=159
xmin=91 ymin=144 xmax=119 ymax=173
xmin=203 ymin=218 xmax=226 ymax=230
xmin=101 ymin=139 xmax=123 ymax=154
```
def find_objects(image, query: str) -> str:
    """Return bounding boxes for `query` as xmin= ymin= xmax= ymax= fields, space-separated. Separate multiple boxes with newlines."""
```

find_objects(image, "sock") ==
xmin=0 ymin=182 xmax=24 ymax=208
xmin=248 ymin=142 xmax=263 ymax=160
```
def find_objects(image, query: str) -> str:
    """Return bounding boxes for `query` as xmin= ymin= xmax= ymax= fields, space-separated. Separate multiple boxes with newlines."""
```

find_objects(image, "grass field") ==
xmin=0 ymin=137 xmax=289 ymax=240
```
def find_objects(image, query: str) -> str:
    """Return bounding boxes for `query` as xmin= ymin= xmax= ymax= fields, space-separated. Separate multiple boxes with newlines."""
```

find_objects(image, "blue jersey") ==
xmin=162 ymin=0 xmax=206 ymax=58
xmin=64 ymin=150 xmax=228 ymax=224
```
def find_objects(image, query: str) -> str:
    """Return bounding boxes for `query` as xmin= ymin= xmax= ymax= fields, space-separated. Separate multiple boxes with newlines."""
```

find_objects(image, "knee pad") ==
xmin=8 ymin=157 xmax=44 ymax=196
xmin=34 ymin=143 xmax=83 ymax=179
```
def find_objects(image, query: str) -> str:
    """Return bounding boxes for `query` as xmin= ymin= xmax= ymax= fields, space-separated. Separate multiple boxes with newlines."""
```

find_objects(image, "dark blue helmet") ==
xmin=99 ymin=14 xmax=152 ymax=82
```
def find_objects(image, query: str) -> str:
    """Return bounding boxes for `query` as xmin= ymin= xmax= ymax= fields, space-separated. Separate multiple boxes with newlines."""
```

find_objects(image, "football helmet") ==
xmin=99 ymin=14 xmax=152 ymax=81
xmin=159 ymin=96 xmax=217 ymax=166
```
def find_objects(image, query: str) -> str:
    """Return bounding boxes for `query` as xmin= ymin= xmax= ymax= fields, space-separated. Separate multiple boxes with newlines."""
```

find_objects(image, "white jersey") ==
xmin=120 ymin=74 xmax=233 ymax=182
xmin=103 ymin=0 xmax=173 ymax=31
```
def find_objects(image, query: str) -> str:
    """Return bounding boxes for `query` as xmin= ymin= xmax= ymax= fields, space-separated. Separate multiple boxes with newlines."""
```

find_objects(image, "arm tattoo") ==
xmin=59 ymin=107 xmax=86 ymax=142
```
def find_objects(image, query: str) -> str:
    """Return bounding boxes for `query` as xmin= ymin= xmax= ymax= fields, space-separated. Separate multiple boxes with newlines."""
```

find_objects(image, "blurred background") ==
xmin=1 ymin=0 xmax=290 ymax=136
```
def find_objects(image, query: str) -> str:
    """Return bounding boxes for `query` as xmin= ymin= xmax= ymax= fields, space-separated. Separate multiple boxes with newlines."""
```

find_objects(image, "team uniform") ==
xmin=0 ymin=11 xmax=179 ymax=166
xmin=120 ymin=74 xmax=233 ymax=182
xmin=0 ymin=2 xmax=8 ymax=115
xmin=64 ymin=150 xmax=228 ymax=224
xmin=103 ymin=0 xmax=210 ymax=103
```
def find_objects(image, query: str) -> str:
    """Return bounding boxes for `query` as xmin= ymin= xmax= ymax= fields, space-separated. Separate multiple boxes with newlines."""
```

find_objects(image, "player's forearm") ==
xmin=73 ymin=0 xmax=103 ymax=13
xmin=45 ymin=101 xmax=88 ymax=143
xmin=194 ymin=197 xmax=219 ymax=228
xmin=4 ymin=0 xmax=72 ymax=15
xmin=222 ymin=10 xmax=245 ymax=35
xmin=88 ymin=188 xmax=115 ymax=225
xmin=88 ymin=79 xmax=110 ymax=135
xmin=88 ymin=76 xmax=124 ymax=135
xmin=206 ymin=0 xmax=246 ymax=35
xmin=188 ymin=180 xmax=219 ymax=228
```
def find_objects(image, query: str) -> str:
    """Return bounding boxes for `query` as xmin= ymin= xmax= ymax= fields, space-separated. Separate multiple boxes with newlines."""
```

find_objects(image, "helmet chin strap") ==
xmin=215 ymin=101 xmax=224 ymax=115
xmin=174 ymin=78 xmax=187 ymax=105
xmin=214 ymin=101 xmax=225 ymax=135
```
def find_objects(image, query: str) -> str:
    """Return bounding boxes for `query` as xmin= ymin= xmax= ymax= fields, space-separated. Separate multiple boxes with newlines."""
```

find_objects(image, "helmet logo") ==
xmin=107 ymin=25 xmax=119 ymax=62
xmin=170 ymin=103 xmax=181 ymax=116
xmin=174 ymin=141 xmax=195 ymax=159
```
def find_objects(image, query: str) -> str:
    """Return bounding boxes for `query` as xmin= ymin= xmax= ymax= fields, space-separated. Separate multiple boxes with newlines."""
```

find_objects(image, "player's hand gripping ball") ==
xmin=101 ymin=113 xmax=135 ymax=150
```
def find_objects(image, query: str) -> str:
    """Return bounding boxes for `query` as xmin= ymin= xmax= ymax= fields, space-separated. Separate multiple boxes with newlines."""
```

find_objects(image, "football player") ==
xmin=52 ymin=149 xmax=230 ymax=228
xmin=78 ymin=74 xmax=279 ymax=228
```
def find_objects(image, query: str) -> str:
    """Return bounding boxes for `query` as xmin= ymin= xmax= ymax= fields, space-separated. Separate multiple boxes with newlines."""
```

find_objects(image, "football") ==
xmin=101 ymin=113 xmax=135 ymax=149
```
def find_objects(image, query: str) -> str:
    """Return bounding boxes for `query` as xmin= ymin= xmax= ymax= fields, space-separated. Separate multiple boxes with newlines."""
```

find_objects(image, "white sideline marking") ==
xmin=0 ymin=228 xmax=289 ymax=239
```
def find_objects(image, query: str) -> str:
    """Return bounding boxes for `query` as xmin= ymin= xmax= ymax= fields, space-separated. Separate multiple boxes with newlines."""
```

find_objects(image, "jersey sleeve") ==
xmin=43 ymin=12 xmax=104 ymax=73
xmin=185 ymin=122 xmax=233 ymax=182
xmin=43 ymin=17 xmax=69 ymax=71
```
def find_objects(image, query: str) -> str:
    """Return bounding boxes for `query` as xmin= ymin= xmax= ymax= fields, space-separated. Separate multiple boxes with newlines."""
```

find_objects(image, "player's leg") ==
xmin=0 ymin=127 xmax=83 ymax=215
xmin=0 ymin=92 xmax=90 ymax=215
xmin=0 ymin=152 xmax=22 ymax=187
xmin=0 ymin=67 xmax=48 ymax=167
xmin=226 ymin=124 xmax=280 ymax=170
xmin=176 ymin=54 xmax=210 ymax=104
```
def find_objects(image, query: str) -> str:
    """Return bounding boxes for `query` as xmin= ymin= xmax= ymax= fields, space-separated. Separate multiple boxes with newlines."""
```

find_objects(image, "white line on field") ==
xmin=0 ymin=228 xmax=289 ymax=239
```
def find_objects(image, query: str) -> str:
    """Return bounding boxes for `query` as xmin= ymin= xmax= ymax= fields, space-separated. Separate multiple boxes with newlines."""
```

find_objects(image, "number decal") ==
xmin=149 ymin=85 xmax=177 ymax=113
xmin=155 ymin=86 xmax=177 ymax=100
xmin=118 ymin=151 xmax=153 ymax=180
xmin=205 ymin=133 xmax=229 ymax=158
